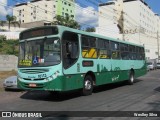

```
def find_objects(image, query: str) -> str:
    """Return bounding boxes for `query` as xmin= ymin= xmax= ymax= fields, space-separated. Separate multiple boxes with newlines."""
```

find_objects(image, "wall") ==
xmin=97 ymin=2 xmax=122 ymax=39
xmin=0 ymin=32 xmax=20 ymax=39
xmin=0 ymin=55 xmax=18 ymax=71
xmin=123 ymin=0 xmax=159 ymax=60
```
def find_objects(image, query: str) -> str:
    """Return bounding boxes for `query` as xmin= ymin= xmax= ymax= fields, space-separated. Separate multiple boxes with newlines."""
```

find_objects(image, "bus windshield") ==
xmin=18 ymin=38 xmax=61 ymax=67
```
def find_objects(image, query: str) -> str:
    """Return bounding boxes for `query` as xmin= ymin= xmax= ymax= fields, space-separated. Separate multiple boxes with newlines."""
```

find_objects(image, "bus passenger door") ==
xmin=62 ymin=31 xmax=79 ymax=75
xmin=61 ymin=31 xmax=81 ymax=90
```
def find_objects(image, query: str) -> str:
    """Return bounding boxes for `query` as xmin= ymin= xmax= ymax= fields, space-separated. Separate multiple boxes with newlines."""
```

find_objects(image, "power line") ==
xmin=1 ymin=0 xmax=159 ymax=39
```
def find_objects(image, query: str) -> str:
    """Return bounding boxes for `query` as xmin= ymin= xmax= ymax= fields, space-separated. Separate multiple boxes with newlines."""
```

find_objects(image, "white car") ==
xmin=147 ymin=62 xmax=155 ymax=70
xmin=3 ymin=76 xmax=19 ymax=90
xmin=157 ymin=63 xmax=160 ymax=69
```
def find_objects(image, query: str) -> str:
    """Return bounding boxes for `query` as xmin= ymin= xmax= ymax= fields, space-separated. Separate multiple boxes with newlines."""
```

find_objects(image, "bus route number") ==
xmin=38 ymin=74 xmax=47 ymax=78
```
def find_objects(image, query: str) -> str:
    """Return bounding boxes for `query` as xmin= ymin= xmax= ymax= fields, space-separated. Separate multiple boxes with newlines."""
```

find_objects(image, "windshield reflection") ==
xmin=19 ymin=38 xmax=61 ymax=67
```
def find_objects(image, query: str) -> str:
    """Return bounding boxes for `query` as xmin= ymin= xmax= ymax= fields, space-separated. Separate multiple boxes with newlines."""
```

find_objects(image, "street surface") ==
xmin=0 ymin=70 xmax=160 ymax=120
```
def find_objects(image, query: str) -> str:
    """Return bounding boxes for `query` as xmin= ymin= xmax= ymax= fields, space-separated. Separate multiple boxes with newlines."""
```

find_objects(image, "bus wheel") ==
xmin=128 ymin=72 xmax=134 ymax=85
xmin=82 ymin=75 xmax=93 ymax=96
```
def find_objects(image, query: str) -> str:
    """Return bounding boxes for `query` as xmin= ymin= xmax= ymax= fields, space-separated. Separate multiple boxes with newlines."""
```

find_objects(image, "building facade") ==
xmin=97 ymin=0 xmax=160 ymax=60
xmin=96 ymin=1 xmax=122 ymax=39
xmin=13 ymin=0 xmax=75 ymax=24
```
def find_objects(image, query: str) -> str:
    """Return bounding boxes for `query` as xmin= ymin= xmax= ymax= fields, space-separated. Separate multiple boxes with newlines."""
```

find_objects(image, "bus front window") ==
xmin=19 ymin=38 xmax=61 ymax=67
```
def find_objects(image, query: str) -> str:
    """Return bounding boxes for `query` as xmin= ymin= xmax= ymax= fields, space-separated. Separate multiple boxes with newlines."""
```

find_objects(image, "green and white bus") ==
xmin=18 ymin=25 xmax=146 ymax=95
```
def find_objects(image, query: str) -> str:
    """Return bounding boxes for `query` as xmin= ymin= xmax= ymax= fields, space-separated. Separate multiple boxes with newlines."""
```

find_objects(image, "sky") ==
xmin=0 ymin=0 xmax=160 ymax=27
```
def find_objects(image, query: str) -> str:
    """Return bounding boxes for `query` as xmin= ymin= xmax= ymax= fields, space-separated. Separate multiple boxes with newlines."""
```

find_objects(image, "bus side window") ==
xmin=98 ymin=39 xmax=111 ymax=59
xmin=120 ymin=43 xmax=129 ymax=60
xmin=111 ymin=42 xmax=120 ymax=59
xmin=129 ymin=45 xmax=136 ymax=60
xmin=81 ymin=36 xmax=98 ymax=59
xmin=136 ymin=47 xmax=141 ymax=60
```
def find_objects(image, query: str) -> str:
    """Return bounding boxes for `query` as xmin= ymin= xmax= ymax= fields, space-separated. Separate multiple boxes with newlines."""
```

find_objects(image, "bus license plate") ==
xmin=29 ymin=83 xmax=37 ymax=87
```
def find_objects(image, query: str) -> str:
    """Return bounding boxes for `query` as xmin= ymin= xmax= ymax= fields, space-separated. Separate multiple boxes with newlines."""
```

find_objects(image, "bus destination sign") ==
xmin=20 ymin=27 xmax=58 ymax=40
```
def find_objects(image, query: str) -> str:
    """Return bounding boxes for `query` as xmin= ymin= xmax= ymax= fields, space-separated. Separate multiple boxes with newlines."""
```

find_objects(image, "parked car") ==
xmin=157 ymin=63 xmax=160 ymax=69
xmin=3 ymin=76 xmax=19 ymax=90
xmin=147 ymin=62 xmax=156 ymax=70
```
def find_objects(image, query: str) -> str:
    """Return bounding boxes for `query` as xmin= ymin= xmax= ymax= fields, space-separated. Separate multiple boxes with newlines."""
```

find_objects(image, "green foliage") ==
xmin=0 ymin=35 xmax=6 ymax=41
xmin=85 ymin=27 xmax=96 ymax=32
xmin=0 ymin=35 xmax=19 ymax=56
xmin=6 ymin=15 xmax=20 ymax=30
xmin=52 ymin=15 xmax=80 ymax=29
xmin=0 ymin=20 xmax=6 ymax=27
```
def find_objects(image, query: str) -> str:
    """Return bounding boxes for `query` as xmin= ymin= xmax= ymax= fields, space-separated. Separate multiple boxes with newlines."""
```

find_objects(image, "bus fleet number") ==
xmin=38 ymin=74 xmax=47 ymax=78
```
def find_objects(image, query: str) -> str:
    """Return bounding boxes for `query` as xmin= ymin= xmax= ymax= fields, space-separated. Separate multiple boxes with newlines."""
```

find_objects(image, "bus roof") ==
xmin=59 ymin=25 xmax=144 ymax=47
xmin=20 ymin=25 xmax=144 ymax=48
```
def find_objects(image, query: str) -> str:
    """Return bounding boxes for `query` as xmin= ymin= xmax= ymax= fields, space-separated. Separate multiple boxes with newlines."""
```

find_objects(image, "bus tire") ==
xmin=127 ymin=72 xmax=134 ymax=85
xmin=82 ymin=75 xmax=93 ymax=96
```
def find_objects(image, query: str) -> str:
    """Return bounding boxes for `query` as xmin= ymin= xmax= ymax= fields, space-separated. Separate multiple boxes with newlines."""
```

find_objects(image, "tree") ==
xmin=0 ymin=35 xmax=6 ymax=41
xmin=0 ymin=20 xmax=5 ymax=27
xmin=6 ymin=15 xmax=20 ymax=30
xmin=0 ymin=35 xmax=7 ymax=52
xmin=52 ymin=15 xmax=80 ymax=29
xmin=85 ymin=27 xmax=95 ymax=32
xmin=0 ymin=20 xmax=6 ymax=31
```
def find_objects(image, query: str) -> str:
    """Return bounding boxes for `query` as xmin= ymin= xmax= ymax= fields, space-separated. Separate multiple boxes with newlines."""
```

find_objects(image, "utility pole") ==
xmin=122 ymin=11 xmax=125 ymax=40
xmin=115 ymin=0 xmax=124 ymax=40
xmin=139 ymin=26 xmax=141 ymax=44
xmin=157 ymin=31 xmax=160 ymax=62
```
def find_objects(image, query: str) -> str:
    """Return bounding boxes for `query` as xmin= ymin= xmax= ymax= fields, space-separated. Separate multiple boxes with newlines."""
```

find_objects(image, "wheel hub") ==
xmin=85 ymin=80 xmax=91 ymax=90
xmin=130 ymin=75 xmax=134 ymax=82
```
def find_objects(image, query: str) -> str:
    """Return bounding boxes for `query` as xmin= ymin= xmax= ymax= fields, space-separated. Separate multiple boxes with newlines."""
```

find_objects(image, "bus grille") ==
xmin=23 ymin=78 xmax=45 ymax=81
xmin=19 ymin=69 xmax=49 ymax=74
xmin=24 ymin=83 xmax=44 ymax=88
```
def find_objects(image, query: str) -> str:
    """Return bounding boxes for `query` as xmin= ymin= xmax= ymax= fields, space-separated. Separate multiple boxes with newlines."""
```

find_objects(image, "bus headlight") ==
xmin=17 ymin=76 xmax=23 ymax=81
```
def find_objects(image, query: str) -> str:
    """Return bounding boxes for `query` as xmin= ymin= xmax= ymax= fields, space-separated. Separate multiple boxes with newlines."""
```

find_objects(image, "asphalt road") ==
xmin=0 ymin=70 xmax=160 ymax=120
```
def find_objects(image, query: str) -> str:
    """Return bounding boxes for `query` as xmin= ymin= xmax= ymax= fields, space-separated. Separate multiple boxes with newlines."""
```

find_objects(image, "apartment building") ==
xmin=13 ymin=0 xmax=75 ymax=24
xmin=97 ymin=0 xmax=160 ymax=60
